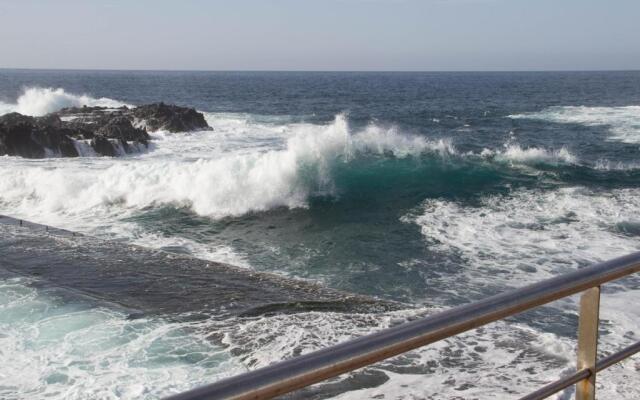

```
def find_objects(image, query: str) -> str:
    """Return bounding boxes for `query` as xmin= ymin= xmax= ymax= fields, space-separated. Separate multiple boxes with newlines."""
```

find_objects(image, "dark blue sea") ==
xmin=1 ymin=70 xmax=639 ymax=399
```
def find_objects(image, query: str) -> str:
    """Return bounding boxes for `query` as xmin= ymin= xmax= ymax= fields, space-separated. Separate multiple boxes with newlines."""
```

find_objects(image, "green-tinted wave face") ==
xmin=326 ymin=154 xmax=512 ymax=204
xmin=125 ymin=138 xmax=640 ymax=305
xmin=3 ymin=71 xmax=640 ymax=400
xmin=122 ymin=150 xmax=560 ymax=302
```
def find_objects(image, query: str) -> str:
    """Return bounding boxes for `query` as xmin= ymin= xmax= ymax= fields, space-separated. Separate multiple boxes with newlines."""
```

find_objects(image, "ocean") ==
xmin=1 ymin=69 xmax=639 ymax=399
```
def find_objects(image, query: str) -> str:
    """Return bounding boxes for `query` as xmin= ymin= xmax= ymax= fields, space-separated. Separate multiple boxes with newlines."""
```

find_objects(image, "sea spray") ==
xmin=4 ymin=87 xmax=131 ymax=116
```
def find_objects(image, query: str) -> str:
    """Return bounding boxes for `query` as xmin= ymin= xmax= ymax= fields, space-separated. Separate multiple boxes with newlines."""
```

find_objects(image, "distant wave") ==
xmin=594 ymin=159 xmax=640 ymax=171
xmin=478 ymin=144 xmax=577 ymax=165
xmin=0 ymin=87 xmax=129 ymax=116
xmin=509 ymin=105 xmax=640 ymax=144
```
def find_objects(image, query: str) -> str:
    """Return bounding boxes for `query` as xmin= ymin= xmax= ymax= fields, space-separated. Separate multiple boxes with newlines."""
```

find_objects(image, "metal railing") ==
xmin=166 ymin=252 xmax=640 ymax=400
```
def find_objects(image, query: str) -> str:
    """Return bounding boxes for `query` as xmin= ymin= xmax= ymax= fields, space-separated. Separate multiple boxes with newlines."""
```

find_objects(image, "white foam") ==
xmin=405 ymin=187 xmax=640 ymax=286
xmin=0 ymin=277 xmax=242 ymax=400
xmin=216 ymin=303 xmax=638 ymax=400
xmin=479 ymin=144 xmax=577 ymax=165
xmin=594 ymin=159 xmax=640 ymax=171
xmin=129 ymin=230 xmax=251 ymax=268
xmin=6 ymin=275 xmax=608 ymax=400
xmin=402 ymin=188 xmax=640 ymax=400
xmin=329 ymin=323 xmax=577 ymax=399
xmin=509 ymin=105 xmax=640 ymax=143
xmin=5 ymin=278 xmax=628 ymax=400
xmin=0 ymin=87 xmax=129 ymax=117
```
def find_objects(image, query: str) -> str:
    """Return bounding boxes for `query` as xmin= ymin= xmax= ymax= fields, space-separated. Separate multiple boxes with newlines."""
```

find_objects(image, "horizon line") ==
xmin=1 ymin=67 xmax=640 ymax=74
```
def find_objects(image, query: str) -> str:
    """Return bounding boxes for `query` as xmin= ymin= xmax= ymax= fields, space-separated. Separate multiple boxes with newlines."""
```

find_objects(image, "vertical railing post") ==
xmin=575 ymin=286 xmax=600 ymax=400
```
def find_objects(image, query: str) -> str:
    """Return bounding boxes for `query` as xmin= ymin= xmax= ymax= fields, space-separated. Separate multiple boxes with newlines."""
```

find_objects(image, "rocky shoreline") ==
xmin=0 ymin=102 xmax=211 ymax=158
xmin=0 ymin=215 xmax=398 ymax=317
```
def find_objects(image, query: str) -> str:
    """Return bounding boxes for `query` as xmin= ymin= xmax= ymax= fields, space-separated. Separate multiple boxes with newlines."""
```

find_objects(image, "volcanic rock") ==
xmin=0 ymin=102 xmax=211 ymax=158
xmin=132 ymin=102 xmax=210 ymax=132
xmin=0 ymin=113 xmax=78 ymax=158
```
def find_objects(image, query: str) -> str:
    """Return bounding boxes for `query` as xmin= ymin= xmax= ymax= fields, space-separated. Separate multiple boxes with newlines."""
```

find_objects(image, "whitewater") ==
xmin=1 ymin=71 xmax=640 ymax=400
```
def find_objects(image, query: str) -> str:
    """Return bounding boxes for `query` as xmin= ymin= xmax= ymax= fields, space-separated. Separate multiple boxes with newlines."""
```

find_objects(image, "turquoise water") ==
xmin=1 ymin=71 xmax=640 ymax=398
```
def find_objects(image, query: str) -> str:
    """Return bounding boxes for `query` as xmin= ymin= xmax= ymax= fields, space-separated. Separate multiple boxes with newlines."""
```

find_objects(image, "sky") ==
xmin=0 ymin=0 xmax=639 ymax=71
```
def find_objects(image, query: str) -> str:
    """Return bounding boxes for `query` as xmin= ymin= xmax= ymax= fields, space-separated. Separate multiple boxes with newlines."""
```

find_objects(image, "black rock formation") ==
xmin=132 ymin=102 xmax=210 ymax=133
xmin=0 ymin=215 xmax=398 ymax=317
xmin=0 ymin=113 xmax=79 ymax=158
xmin=0 ymin=102 xmax=211 ymax=158
xmin=89 ymin=136 xmax=117 ymax=157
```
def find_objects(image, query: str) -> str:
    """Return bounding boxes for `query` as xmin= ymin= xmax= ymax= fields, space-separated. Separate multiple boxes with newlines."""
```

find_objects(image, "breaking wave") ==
xmin=0 ymin=115 xmax=453 ymax=220
xmin=0 ymin=109 xmax=588 ymax=228
xmin=0 ymin=87 xmax=129 ymax=116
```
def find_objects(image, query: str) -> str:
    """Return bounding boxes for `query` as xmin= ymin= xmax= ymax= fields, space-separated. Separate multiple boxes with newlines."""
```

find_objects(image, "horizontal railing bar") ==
xmin=165 ymin=252 xmax=640 ymax=400
xmin=596 ymin=340 xmax=640 ymax=372
xmin=518 ymin=368 xmax=591 ymax=400
xmin=517 ymin=340 xmax=640 ymax=400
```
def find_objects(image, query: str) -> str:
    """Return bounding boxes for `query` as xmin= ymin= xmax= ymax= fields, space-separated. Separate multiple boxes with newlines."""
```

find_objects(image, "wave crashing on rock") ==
xmin=0 ymin=102 xmax=211 ymax=158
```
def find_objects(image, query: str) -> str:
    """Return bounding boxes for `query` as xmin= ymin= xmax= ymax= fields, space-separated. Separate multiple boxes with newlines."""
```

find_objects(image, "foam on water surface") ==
xmin=2 ymin=80 xmax=640 ymax=399
xmin=406 ymin=187 xmax=640 ymax=287
xmin=478 ymin=143 xmax=577 ymax=166
xmin=509 ymin=105 xmax=640 ymax=144
xmin=2 ymin=275 xmax=638 ymax=400
xmin=0 ymin=276 xmax=240 ymax=400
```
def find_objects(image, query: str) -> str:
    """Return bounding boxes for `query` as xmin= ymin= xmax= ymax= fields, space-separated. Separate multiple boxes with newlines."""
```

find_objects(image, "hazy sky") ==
xmin=1 ymin=0 xmax=639 ymax=71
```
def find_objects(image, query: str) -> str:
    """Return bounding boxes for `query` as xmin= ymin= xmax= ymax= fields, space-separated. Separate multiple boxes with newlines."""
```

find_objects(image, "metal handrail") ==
xmin=166 ymin=252 xmax=640 ymax=400
xmin=521 ymin=341 xmax=640 ymax=400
